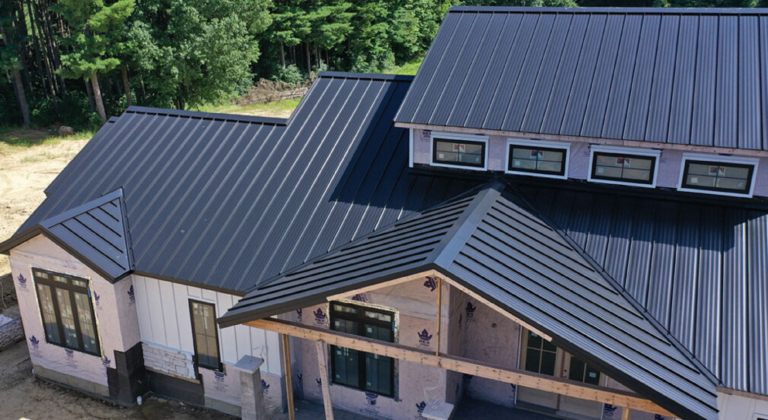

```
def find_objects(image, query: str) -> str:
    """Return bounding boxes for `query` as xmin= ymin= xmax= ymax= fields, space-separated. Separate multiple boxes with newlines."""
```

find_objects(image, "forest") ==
xmin=1 ymin=0 xmax=764 ymax=130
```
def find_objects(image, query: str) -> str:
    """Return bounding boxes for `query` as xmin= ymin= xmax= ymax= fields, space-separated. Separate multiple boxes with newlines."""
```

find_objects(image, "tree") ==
xmin=128 ymin=0 xmax=271 ymax=110
xmin=0 ymin=1 xmax=30 ymax=128
xmin=56 ymin=0 xmax=135 ymax=123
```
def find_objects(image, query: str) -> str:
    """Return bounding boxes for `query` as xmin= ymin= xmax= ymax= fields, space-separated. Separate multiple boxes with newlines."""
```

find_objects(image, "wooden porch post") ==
xmin=435 ymin=277 xmax=442 ymax=356
xmin=621 ymin=407 xmax=632 ymax=420
xmin=281 ymin=334 xmax=296 ymax=420
xmin=316 ymin=341 xmax=335 ymax=420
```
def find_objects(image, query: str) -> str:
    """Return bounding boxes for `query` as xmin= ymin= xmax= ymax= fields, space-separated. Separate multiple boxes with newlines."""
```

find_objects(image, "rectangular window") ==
xmin=507 ymin=140 xmax=569 ymax=178
xmin=190 ymin=300 xmax=221 ymax=371
xmin=330 ymin=302 xmax=395 ymax=397
xmin=679 ymin=156 xmax=757 ymax=197
xmin=523 ymin=330 xmax=557 ymax=376
xmin=431 ymin=134 xmax=488 ymax=170
xmin=32 ymin=269 xmax=100 ymax=356
xmin=589 ymin=147 xmax=659 ymax=187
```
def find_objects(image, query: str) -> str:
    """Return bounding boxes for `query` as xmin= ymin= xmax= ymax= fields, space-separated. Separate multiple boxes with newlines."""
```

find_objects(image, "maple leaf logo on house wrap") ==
xmin=65 ymin=349 xmax=74 ymax=358
xmin=351 ymin=293 xmax=369 ymax=302
xmin=466 ymin=302 xmax=476 ymax=320
xmin=29 ymin=336 xmax=39 ymax=349
xmin=102 ymin=356 xmax=111 ymax=368
xmin=94 ymin=291 xmax=101 ymax=308
xmin=127 ymin=285 xmax=135 ymax=303
xmin=418 ymin=329 xmax=432 ymax=347
xmin=365 ymin=392 xmax=378 ymax=405
xmin=17 ymin=273 xmax=27 ymax=290
xmin=423 ymin=276 xmax=438 ymax=292
xmin=296 ymin=308 xmax=302 ymax=322
xmin=214 ymin=371 xmax=226 ymax=383
xmin=261 ymin=379 xmax=270 ymax=393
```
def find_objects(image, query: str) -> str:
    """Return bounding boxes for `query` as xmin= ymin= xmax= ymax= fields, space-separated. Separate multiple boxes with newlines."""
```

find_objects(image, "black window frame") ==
xmin=507 ymin=143 xmax=568 ymax=177
xmin=189 ymin=299 xmax=223 ymax=372
xmin=590 ymin=151 xmax=658 ymax=186
xmin=330 ymin=302 xmax=395 ymax=397
xmin=32 ymin=268 xmax=101 ymax=356
xmin=431 ymin=137 xmax=487 ymax=169
xmin=680 ymin=159 xmax=756 ymax=195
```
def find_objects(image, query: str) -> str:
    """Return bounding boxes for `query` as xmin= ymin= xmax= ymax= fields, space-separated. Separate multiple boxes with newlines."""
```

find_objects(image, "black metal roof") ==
xmin=517 ymin=179 xmax=768 ymax=398
xmin=0 ymin=72 xmax=478 ymax=292
xmin=2 ymin=189 xmax=132 ymax=281
xmin=222 ymin=179 xmax=719 ymax=420
xmin=396 ymin=7 xmax=768 ymax=151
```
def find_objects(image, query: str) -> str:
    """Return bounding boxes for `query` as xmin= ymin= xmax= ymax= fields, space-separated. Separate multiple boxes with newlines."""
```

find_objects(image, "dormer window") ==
xmin=588 ymin=146 xmax=660 ymax=188
xmin=430 ymin=133 xmax=488 ymax=170
xmin=678 ymin=154 xmax=758 ymax=197
xmin=506 ymin=139 xmax=569 ymax=179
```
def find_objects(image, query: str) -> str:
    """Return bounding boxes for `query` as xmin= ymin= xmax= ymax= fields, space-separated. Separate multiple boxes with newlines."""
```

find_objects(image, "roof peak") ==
xmin=317 ymin=71 xmax=414 ymax=82
xmin=449 ymin=5 xmax=768 ymax=15
xmin=125 ymin=106 xmax=289 ymax=126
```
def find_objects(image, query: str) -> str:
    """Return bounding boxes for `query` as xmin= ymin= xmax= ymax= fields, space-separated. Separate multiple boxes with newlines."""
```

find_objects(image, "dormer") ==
xmin=396 ymin=7 xmax=768 ymax=199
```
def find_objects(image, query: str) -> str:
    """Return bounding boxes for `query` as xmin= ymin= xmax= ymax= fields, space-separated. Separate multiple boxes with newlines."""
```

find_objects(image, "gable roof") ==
xmin=396 ymin=7 xmax=768 ymax=151
xmin=2 ymin=189 xmax=132 ymax=281
xmin=517 ymin=179 xmax=768 ymax=397
xmin=0 ymin=72 xmax=479 ymax=292
xmin=221 ymin=179 xmax=719 ymax=420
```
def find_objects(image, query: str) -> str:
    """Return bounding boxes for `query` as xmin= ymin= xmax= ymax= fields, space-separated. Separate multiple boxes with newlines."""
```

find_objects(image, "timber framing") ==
xmin=247 ymin=318 xmax=677 ymax=418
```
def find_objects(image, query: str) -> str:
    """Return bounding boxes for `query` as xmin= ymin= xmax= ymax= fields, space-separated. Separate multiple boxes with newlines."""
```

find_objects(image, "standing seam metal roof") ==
xmin=395 ymin=7 xmax=768 ymax=151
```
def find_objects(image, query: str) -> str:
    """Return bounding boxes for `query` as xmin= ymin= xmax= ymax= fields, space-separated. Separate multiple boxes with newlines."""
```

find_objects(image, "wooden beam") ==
xmin=281 ymin=334 xmax=296 ymax=420
xmin=316 ymin=341 xmax=334 ymax=420
xmin=248 ymin=319 xmax=676 ymax=418
xmin=435 ymin=276 xmax=442 ymax=356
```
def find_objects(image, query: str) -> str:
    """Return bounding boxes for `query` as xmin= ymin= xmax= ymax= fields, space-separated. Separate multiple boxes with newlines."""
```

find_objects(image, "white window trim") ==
xmin=677 ymin=153 xmax=760 ymax=198
xmin=408 ymin=129 xmax=414 ymax=168
xmin=588 ymin=145 xmax=661 ymax=189
xmin=505 ymin=138 xmax=570 ymax=180
xmin=428 ymin=132 xmax=489 ymax=171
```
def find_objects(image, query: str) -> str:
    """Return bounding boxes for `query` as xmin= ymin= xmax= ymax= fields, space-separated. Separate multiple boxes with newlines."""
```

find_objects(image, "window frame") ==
xmin=429 ymin=132 xmax=489 ymax=171
xmin=505 ymin=139 xmax=570 ymax=179
xmin=677 ymin=154 xmax=759 ymax=198
xmin=588 ymin=146 xmax=660 ymax=188
xmin=329 ymin=301 xmax=396 ymax=397
xmin=32 ymin=268 xmax=101 ymax=357
xmin=188 ymin=299 xmax=222 ymax=372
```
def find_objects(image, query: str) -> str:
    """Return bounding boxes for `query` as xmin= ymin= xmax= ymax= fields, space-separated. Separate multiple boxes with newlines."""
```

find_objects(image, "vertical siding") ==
xmin=132 ymin=275 xmax=282 ymax=374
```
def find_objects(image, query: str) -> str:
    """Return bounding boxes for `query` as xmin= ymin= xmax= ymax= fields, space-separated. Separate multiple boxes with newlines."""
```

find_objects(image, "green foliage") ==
xmin=56 ymin=0 xmax=135 ymax=79
xmin=30 ymin=92 xmax=102 ymax=130
xmin=272 ymin=64 xmax=305 ymax=84
xmin=127 ymin=0 xmax=271 ymax=109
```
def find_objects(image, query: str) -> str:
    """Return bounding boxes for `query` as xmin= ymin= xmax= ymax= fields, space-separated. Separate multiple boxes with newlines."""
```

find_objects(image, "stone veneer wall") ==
xmin=142 ymin=342 xmax=196 ymax=379
xmin=0 ymin=313 xmax=24 ymax=351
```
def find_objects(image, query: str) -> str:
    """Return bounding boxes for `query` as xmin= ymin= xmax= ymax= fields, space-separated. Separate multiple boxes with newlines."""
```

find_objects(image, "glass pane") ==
xmin=36 ymin=271 xmax=49 ymax=279
xmin=71 ymin=279 xmax=88 ymax=288
xmin=192 ymin=302 xmax=219 ymax=368
xmin=333 ymin=304 xmax=358 ymax=315
xmin=686 ymin=174 xmax=716 ymax=188
xmin=74 ymin=292 xmax=98 ymax=354
xmin=542 ymin=339 xmax=557 ymax=352
xmin=333 ymin=346 xmax=359 ymax=387
xmin=36 ymin=284 xmax=61 ymax=344
xmin=536 ymin=160 xmax=562 ymax=173
xmin=569 ymin=357 xmax=586 ymax=382
xmin=584 ymin=364 xmax=601 ymax=386
xmin=527 ymin=331 xmax=542 ymax=350
xmin=594 ymin=165 xmax=623 ymax=179
xmin=716 ymin=176 xmax=748 ymax=191
xmin=56 ymin=289 xmax=78 ymax=349
xmin=540 ymin=150 xmax=564 ymax=162
xmin=435 ymin=140 xmax=484 ymax=166
xmin=366 ymin=352 xmax=391 ymax=394
xmin=512 ymin=158 xmax=537 ymax=170
xmin=721 ymin=165 xmax=750 ymax=179
xmin=622 ymin=168 xmax=652 ymax=181
xmin=540 ymin=351 xmax=556 ymax=376
xmin=525 ymin=348 xmax=541 ymax=373
xmin=54 ymin=275 xmax=68 ymax=284
xmin=512 ymin=148 xmax=537 ymax=160
xmin=333 ymin=319 xmax=358 ymax=335
xmin=365 ymin=324 xmax=392 ymax=342
xmin=364 ymin=310 xmax=391 ymax=323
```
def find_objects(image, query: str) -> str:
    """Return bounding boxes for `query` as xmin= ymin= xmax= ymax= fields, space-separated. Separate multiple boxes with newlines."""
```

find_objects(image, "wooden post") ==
xmin=281 ymin=334 xmax=296 ymax=420
xmin=435 ymin=277 xmax=442 ymax=356
xmin=621 ymin=407 xmax=632 ymax=420
xmin=316 ymin=341 xmax=334 ymax=420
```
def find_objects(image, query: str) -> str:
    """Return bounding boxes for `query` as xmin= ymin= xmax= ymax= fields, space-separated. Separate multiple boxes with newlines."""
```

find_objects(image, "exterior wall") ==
xmin=412 ymin=128 xmax=768 ymax=197
xmin=131 ymin=274 xmax=284 ymax=412
xmin=9 ymin=235 xmax=140 ymax=397
xmin=291 ymin=277 xmax=451 ymax=420
xmin=716 ymin=391 xmax=768 ymax=420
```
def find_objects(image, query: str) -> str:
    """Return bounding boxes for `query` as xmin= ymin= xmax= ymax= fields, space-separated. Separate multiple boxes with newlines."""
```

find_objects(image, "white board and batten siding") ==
xmin=132 ymin=275 xmax=282 ymax=375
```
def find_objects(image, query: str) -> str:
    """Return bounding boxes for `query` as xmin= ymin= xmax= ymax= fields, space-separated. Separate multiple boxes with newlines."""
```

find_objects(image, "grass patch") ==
xmin=197 ymin=97 xmax=303 ymax=118
xmin=386 ymin=57 xmax=424 ymax=76
xmin=0 ymin=127 xmax=94 ymax=150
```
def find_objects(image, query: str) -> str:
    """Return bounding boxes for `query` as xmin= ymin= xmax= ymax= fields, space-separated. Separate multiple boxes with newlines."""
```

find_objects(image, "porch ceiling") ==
xmin=221 ymin=178 xmax=719 ymax=420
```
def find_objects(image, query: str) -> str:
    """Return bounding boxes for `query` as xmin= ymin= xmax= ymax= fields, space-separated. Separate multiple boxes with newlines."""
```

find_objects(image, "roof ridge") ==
xmin=431 ymin=178 xmax=506 ymax=269
xmin=317 ymin=71 xmax=415 ymax=82
xmin=124 ymin=106 xmax=289 ymax=126
xmin=449 ymin=5 xmax=768 ymax=15
xmin=509 ymin=182 xmax=722 ymax=390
